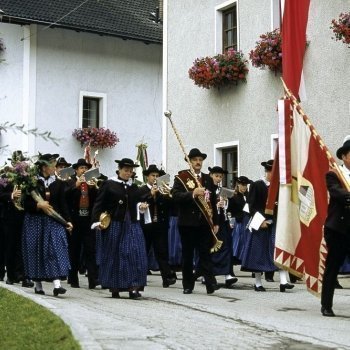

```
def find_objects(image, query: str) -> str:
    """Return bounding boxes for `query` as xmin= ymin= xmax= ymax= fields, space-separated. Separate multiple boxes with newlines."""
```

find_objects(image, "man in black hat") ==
xmin=7 ymin=150 xmax=27 ymax=165
xmin=55 ymin=157 xmax=72 ymax=177
xmin=65 ymin=158 xmax=99 ymax=289
xmin=172 ymin=148 xmax=219 ymax=295
xmin=321 ymin=137 xmax=350 ymax=317
xmin=139 ymin=164 xmax=176 ymax=287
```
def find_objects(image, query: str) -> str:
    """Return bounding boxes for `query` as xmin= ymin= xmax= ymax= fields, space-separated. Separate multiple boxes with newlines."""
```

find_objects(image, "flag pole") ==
xmin=281 ymin=78 xmax=350 ymax=192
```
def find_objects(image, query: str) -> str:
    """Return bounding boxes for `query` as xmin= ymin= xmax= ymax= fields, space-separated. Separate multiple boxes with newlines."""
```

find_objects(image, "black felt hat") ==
xmin=336 ymin=139 xmax=350 ymax=159
xmin=234 ymin=175 xmax=250 ymax=185
xmin=186 ymin=148 xmax=207 ymax=161
xmin=208 ymin=166 xmax=228 ymax=174
xmin=115 ymin=158 xmax=140 ymax=168
xmin=35 ymin=153 xmax=59 ymax=166
xmin=261 ymin=159 xmax=274 ymax=171
xmin=72 ymin=158 xmax=92 ymax=169
xmin=56 ymin=157 xmax=71 ymax=167
xmin=7 ymin=150 xmax=28 ymax=162
xmin=143 ymin=164 xmax=162 ymax=176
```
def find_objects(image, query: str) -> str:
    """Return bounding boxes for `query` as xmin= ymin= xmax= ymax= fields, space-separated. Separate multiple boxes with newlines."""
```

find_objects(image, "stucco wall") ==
xmin=165 ymin=0 xmax=350 ymax=181
xmin=0 ymin=23 xmax=24 ymax=154
xmin=0 ymin=24 xmax=162 ymax=177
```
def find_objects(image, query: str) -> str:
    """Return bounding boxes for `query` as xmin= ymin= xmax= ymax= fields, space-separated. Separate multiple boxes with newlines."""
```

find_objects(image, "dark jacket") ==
xmin=138 ymin=184 xmax=172 ymax=227
xmin=324 ymin=171 xmax=350 ymax=235
xmin=91 ymin=179 xmax=143 ymax=223
xmin=172 ymin=170 xmax=219 ymax=227
xmin=65 ymin=177 xmax=98 ymax=221
xmin=23 ymin=178 xmax=71 ymax=221
xmin=228 ymin=191 xmax=248 ymax=223
xmin=0 ymin=183 xmax=25 ymax=223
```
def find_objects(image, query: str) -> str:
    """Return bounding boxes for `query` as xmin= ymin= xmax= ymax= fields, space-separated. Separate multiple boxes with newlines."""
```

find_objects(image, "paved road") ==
xmin=2 ymin=272 xmax=350 ymax=349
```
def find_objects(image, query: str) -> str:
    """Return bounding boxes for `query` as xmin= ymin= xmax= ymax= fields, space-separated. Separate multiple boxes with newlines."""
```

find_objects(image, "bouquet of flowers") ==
xmin=188 ymin=49 xmax=249 ymax=89
xmin=331 ymin=12 xmax=350 ymax=47
xmin=72 ymin=127 xmax=120 ymax=149
xmin=249 ymin=28 xmax=282 ymax=73
xmin=1 ymin=161 xmax=38 ymax=210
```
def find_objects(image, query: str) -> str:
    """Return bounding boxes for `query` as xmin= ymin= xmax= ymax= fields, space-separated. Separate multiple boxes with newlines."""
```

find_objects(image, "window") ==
xmin=82 ymin=97 xmax=100 ymax=128
xmin=79 ymin=91 xmax=107 ymax=128
xmin=271 ymin=0 xmax=283 ymax=30
xmin=214 ymin=141 xmax=239 ymax=189
xmin=222 ymin=147 xmax=238 ymax=188
xmin=215 ymin=1 xmax=239 ymax=53
xmin=271 ymin=134 xmax=278 ymax=158
xmin=222 ymin=5 xmax=237 ymax=51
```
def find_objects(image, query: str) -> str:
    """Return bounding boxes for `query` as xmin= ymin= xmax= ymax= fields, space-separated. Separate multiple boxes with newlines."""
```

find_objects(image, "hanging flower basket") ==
xmin=249 ymin=28 xmax=282 ymax=73
xmin=188 ymin=49 xmax=249 ymax=89
xmin=330 ymin=12 xmax=350 ymax=47
xmin=72 ymin=127 xmax=119 ymax=149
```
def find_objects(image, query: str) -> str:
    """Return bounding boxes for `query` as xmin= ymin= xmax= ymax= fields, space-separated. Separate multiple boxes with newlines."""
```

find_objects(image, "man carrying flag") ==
xmin=321 ymin=138 xmax=350 ymax=317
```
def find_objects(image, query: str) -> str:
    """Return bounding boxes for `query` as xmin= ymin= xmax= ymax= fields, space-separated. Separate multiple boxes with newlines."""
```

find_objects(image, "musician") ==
xmin=321 ymin=138 xmax=350 ymax=317
xmin=55 ymin=157 xmax=71 ymax=174
xmin=229 ymin=176 xmax=250 ymax=269
xmin=139 ymin=164 xmax=177 ymax=288
xmin=208 ymin=166 xmax=237 ymax=287
xmin=91 ymin=158 xmax=148 ymax=299
xmin=241 ymin=160 xmax=293 ymax=292
xmin=0 ymin=151 xmax=33 ymax=288
xmin=22 ymin=153 xmax=73 ymax=296
xmin=172 ymin=148 xmax=219 ymax=295
xmin=65 ymin=158 xmax=98 ymax=289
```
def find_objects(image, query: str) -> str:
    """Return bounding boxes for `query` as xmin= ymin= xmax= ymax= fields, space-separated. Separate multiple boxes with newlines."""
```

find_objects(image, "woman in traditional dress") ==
xmin=92 ymin=158 xmax=148 ymax=299
xmin=22 ymin=153 xmax=73 ymax=296
xmin=241 ymin=160 xmax=294 ymax=292
xmin=229 ymin=176 xmax=250 ymax=271
xmin=208 ymin=166 xmax=237 ymax=287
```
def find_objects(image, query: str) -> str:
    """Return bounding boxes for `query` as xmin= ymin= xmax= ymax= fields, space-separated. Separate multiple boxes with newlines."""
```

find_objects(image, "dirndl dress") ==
xmin=211 ymin=221 xmax=233 ymax=276
xmin=98 ymin=218 xmax=147 ymax=290
xmin=168 ymin=216 xmax=182 ymax=267
xmin=232 ymin=214 xmax=250 ymax=264
xmin=22 ymin=214 xmax=70 ymax=280
xmin=240 ymin=223 xmax=278 ymax=273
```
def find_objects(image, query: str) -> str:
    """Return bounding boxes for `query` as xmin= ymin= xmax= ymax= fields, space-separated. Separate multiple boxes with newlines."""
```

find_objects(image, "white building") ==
xmin=163 ymin=0 xmax=350 ymax=186
xmin=0 ymin=0 xmax=163 ymax=177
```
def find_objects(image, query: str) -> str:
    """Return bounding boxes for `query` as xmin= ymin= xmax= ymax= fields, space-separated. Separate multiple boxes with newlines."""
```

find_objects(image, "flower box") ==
xmin=188 ymin=49 xmax=249 ymax=89
xmin=72 ymin=127 xmax=119 ymax=149
xmin=249 ymin=29 xmax=282 ymax=73
xmin=331 ymin=12 xmax=350 ymax=47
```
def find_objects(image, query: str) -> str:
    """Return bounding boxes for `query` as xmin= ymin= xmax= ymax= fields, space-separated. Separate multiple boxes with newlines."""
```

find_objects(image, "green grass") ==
xmin=0 ymin=287 xmax=81 ymax=350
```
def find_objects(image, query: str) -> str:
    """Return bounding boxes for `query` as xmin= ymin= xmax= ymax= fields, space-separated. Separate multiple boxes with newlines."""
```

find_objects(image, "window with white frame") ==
xmin=271 ymin=133 xmax=278 ymax=158
xmin=79 ymin=91 xmax=107 ymax=128
xmin=271 ymin=0 xmax=283 ymax=30
xmin=215 ymin=1 xmax=239 ymax=53
xmin=214 ymin=141 xmax=239 ymax=188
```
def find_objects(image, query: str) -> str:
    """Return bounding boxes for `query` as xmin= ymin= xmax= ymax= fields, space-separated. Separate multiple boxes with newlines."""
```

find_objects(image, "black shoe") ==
xmin=53 ymin=287 xmax=67 ymax=296
xmin=5 ymin=279 xmax=14 ymax=285
xmin=280 ymin=283 xmax=294 ymax=292
xmin=183 ymin=289 xmax=193 ymax=294
xmin=34 ymin=288 xmax=45 ymax=295
xmin=265 ymin=278 xmax=275 ymax=282
xmin=70 ymin=283 xmax=80 ymax=288
xmin=163 ymin=277 xmax=177 ymax=288
xmin=334 ymin=280 xmax=343 ymax=289
xmin=22 ymin=279 xmax=34 ymax=288
xmin=111 ymin=291 xmax=120 ymax=298
xmin=254 ymin=285 xmax=266 ymax=292
xmin=206 ymin=284 xmax=219 ymax=295
xmin=129 ymin=290 xmax=141 ymax=299
xmin=225 ymin=277 xmax=238 ymax=287
xmin=321 ymin=306 xmax=335 ymax=317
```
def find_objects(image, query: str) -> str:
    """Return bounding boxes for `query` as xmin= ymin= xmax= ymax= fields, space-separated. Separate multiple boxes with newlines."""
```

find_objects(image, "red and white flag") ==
xmin=274 ymin=100 xmax=329 ymax=295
